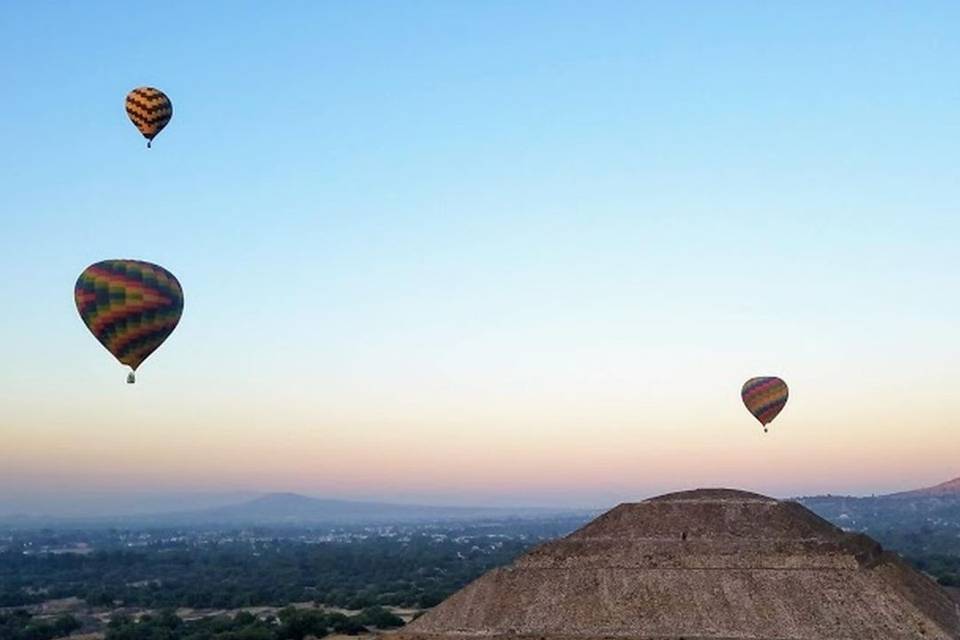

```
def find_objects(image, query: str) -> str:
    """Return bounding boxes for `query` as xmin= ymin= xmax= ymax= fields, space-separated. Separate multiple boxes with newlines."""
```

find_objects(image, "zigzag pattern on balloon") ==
xmin=75 ymin=260 xmax=184 ymax=371
xmin=125 ymin=87 xmax=172 ymax=140
xmin=741 ymin=376 xmax=789 ymax=426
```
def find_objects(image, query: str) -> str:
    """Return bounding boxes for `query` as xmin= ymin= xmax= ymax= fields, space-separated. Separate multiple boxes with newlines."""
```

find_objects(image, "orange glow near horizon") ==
xmin=4 ymin=356 xmax=958 ymax=506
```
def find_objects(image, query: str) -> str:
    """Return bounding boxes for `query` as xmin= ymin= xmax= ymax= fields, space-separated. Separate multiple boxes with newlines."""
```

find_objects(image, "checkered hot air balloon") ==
xmin=75 ymin=260 xmax=184 ymax=383
xmin=125 ymin=87 xmax=172 ymax=148
xmin=741 ymin=376 xmax=788 ymax=433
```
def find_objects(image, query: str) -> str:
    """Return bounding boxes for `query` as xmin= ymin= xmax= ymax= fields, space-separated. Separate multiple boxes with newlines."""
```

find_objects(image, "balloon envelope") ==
xmin=75 ymin=260 xmax=184 ymax=372
xmin=741 ymin=377 xmax=788 ymax=427
xmin=125 ymin=87 xmax=172 ymax=146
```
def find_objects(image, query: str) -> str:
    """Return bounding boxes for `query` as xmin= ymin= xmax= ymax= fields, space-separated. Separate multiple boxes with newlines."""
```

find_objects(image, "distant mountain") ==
xmin=798 ymin=476 xmax=960 ymax=505
xmin=0 ymin=490 xmax=258 ymax=519
xmin=0 ymin=492 xmax=587 ymax=528
xmin=189 ymin=492 xmax=557 ymax=524
xmin=886 ymin=477 xmax=960 ymax=499
xmin=795 ymin=476 xmax=960 ymax=550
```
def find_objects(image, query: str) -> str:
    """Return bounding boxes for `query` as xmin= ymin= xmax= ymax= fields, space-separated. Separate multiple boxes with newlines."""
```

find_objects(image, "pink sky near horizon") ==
xmin=4 ymin=356 xmax=957 ymax=510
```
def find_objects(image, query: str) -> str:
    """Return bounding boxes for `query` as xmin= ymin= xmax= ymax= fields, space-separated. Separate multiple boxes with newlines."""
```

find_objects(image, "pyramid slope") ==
xmin=398 ymin=489 xmax=960 ymax=640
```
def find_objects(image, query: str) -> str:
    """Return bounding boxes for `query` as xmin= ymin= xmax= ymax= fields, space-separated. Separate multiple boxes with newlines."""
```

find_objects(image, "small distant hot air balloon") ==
xmin=75 ymin=260 xmax=184 ymax=383
xmin=125 ymin=87 xmax=172 ymax=148
xmin=741 ymin=376 xmax=788 ymax=433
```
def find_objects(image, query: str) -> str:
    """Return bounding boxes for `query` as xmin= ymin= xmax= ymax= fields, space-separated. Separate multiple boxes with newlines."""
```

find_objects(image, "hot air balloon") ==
xmin=75 ymin=260 xmax=184 ymax=383
xmin=741 ymin=376 xmax=788 ymax=433
xmin=125 ymin=87 xmax=172 ymax=148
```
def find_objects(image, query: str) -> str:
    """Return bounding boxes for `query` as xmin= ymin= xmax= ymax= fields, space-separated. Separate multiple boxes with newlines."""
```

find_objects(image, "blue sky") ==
xmin=1 ymin=2 xmax=959 ymax=512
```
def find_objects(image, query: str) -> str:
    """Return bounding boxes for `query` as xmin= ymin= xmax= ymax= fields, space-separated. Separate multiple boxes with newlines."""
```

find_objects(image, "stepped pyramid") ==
xmin=398 ymin=489 xmax=960 ymax=640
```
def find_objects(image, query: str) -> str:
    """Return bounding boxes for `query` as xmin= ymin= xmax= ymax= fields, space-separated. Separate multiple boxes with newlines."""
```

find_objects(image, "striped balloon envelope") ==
xmin=741 ymin=376 xmax=788 ymax=432
xmin=75 ymin=260 xmax=184 ymax=383
xmin=125 ymin=87 xmax=172 ymax=148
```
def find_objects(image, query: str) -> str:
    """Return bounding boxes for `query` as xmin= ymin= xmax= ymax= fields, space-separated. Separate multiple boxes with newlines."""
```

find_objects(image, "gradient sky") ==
xmin=2 ymin=1 xmax=959 ymax=514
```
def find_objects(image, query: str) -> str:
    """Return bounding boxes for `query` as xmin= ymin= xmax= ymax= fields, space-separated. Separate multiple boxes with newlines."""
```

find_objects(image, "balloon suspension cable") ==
xmin=127 ymin=371 xmax=136 ymax=384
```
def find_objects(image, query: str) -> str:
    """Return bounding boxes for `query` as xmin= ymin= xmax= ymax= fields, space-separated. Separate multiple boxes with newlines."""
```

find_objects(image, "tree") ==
xmin=417 ymin=591 xmax=444 ymax=608
xmin=331 ymin=618 xmax=366 ymax=636
xmin=233 ymin=611 xmax=257 ymax=626
xmin=53 ymin=615 xmax=82 ymax=637
xmin=356 ymin=607 xmax=404 ymax=629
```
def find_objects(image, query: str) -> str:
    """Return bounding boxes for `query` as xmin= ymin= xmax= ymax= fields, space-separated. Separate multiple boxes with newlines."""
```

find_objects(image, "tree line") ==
xmin=0 ymin=611 xmax=80 ymax=640
xmin=104 ymin=606 xmax=404 ymax=640
xmin=0 ymin=531 xmax=536 ymax=610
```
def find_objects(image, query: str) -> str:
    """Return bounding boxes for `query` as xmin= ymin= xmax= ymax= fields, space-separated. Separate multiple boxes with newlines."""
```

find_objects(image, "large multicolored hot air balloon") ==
xmin=125 ymin=87 xmax=172 ymax=148
xmin=75 ymin=260 xmax=184 ymax=383
xmin=741 ymin=376 xmax=788 ymax=433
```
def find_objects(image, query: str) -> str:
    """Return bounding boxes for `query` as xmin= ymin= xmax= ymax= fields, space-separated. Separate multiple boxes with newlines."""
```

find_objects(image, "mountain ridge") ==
xmin=797 ymin=476 xmax=960 ymax=501
xmin=887 ymin=476 xmax=960 ymax=498
xmin=197 ymin=492 xmax=565 ymax=522
xmin=795 ymin=474 xmax=960 ymax=557
xmin=0 ymin=492 xmax=589 ymax=527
